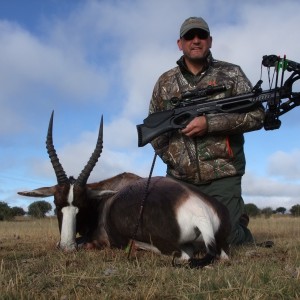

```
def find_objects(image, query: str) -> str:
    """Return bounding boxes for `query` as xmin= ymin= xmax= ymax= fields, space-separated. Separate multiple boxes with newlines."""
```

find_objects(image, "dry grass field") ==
xmin=0 ymin=215 xmax=299 ymax=299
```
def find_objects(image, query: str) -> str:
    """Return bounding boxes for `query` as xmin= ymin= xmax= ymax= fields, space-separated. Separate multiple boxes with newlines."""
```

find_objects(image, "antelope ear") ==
xmin=18 ymin=186 xmax=56 ymax=198
xmin=87 ymin=188 xmax=117 ymax=199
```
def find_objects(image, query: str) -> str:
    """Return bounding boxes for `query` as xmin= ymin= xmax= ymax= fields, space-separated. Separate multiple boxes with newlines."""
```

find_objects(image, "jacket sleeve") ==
xmin=149 ymin=79 xmax=172 ymax=158
xmin=206 ymin=66 xmax=265 ymax=134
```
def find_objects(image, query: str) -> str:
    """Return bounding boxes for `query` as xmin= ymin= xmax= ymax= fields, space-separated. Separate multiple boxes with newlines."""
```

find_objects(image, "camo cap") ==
xmin=180 ymin=17 xmax=210 ymax=37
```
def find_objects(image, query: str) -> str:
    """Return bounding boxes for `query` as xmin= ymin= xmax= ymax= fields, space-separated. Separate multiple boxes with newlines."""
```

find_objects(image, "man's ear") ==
xmin=208 ymin=36 xmax=213 ymax=48
xmin=177 ymin=38 xmax=183 ymax=51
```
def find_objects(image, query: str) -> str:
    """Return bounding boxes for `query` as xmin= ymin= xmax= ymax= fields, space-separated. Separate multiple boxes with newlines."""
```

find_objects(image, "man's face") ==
xmin=177 ymin=29 xmax=212 ymax=63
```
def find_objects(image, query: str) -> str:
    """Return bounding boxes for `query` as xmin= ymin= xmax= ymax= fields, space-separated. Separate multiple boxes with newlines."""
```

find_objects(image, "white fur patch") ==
xmin=176 ymin=194 xmax=220 ymax=255
xmin=219 ymin=249 xmax=229 ymax=260
xmin=67 ymin=184 xmax=74 ymax=205
xmin=60 ymin=205 xmax=78 ymax=251
xmin=60 ymin=185 xmax=78 ymax=251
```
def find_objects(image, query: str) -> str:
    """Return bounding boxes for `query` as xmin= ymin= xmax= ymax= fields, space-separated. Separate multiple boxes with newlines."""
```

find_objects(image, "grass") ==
xmin=0 ymin=216 xmax=299 ymax=299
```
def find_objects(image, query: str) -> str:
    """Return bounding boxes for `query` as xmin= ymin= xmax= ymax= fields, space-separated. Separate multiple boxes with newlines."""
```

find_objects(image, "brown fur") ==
xmin=88 ymin=172 xmax=141 ymax=190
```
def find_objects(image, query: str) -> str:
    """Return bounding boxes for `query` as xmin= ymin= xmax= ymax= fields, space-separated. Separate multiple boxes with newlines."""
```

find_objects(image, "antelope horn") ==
xmin=76 ymin=115 xmax=103 ymax=187
xmin=46 ymin=111 xmax=68 ymax=185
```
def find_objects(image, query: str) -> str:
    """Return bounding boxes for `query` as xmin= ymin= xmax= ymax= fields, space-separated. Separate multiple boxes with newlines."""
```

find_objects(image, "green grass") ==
xmin=0 ymin=216 xmax=299 ymax=299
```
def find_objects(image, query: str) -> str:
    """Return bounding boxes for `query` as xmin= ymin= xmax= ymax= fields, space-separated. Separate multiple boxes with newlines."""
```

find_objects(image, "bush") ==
xmin=11 ymin=206 xmax=26 ymax=217
xmin=290 ymin=204 xmax=300 ymax=217
xmin=261 ymin=207 xmax=273 ymax=218
xmin=245 ymin=203 xmax=261 ymax=217
xmin=0 ymin=202 xmax=14 ymax=221
xmin=276 ymin=207 xmax=287 ymax=214
xmin=28 ymin=201 xmax=52 ymax=218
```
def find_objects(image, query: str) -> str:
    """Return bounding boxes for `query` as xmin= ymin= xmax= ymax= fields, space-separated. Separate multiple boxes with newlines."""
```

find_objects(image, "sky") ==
xmin=0 ymin=0 xmax=300 ymax=212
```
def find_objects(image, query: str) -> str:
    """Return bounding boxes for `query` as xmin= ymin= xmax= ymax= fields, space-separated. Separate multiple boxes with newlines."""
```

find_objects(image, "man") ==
xmin=149 ymin=17 xmax=265 ymax=245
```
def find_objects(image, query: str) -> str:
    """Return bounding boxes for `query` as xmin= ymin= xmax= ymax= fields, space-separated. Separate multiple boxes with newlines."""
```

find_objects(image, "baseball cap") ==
xmin=180 ymin=17 xmax=210 ymax=38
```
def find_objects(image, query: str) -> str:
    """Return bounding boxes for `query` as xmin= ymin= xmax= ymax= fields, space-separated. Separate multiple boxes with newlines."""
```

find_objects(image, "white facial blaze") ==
xmin=59 ymin=185 xmax=78 ymax=251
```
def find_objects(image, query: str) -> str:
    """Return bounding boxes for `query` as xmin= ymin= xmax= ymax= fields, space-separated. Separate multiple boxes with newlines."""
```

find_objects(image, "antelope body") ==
xmin=18 ymin=112 xmax=231 ymax=268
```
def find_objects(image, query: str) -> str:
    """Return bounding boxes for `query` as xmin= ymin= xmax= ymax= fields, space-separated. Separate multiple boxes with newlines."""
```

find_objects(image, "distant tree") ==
xmin=11 ymin=206 xmax=26 ymax=217
xmin=28 ymin=201 xmax=52 ymax=218
xmin=276 ymin=207 xmax=287 ymax=214
xmin=290 ymin=204 xmax=300 ymax=217
xmin=245 ymin=203 xmax=260 ymax=217
xmin=0 ymin=201 xmax=14 ymax=221
xmin=261 ymin=207 xmax=273 ymax=218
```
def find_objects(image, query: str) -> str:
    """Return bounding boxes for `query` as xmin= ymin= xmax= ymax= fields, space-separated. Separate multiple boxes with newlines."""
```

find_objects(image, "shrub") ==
xmin=28 ymin=201 xmax=52 ymax=218
xmin=245 ymin=203 xmax=261 ymax=217
xmin=290 ymin=204 xmax=300 ymax=217
xmin=0 ymin=202 xmax=14 ymax=221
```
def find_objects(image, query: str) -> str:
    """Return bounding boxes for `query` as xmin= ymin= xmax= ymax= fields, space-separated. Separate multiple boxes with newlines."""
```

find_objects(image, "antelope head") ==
xmin=19 ymin=111 xmax=104 ymax=251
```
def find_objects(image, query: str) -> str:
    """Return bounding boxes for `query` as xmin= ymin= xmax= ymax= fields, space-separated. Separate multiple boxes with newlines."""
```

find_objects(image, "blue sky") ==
xmin=1 ymin=0 xmax=300 ymax=211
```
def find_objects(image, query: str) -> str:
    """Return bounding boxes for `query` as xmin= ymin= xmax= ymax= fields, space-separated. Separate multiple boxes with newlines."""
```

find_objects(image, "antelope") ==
xmin=18 ymin=111 xmax=231 ymax=268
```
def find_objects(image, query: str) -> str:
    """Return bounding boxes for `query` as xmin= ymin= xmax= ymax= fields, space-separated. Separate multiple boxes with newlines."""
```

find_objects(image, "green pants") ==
xmin=168 ymin=175 xmax=254 ymax=245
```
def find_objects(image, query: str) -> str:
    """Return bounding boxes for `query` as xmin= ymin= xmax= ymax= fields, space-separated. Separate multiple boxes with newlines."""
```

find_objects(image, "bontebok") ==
xmin=18 ymin=111 xmax=231 ymax=268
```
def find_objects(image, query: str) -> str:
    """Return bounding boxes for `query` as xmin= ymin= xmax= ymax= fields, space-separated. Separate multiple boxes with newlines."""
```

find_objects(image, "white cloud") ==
xmin=267 ymin=150 xmax=300 ymax=180
xmin=213 ymin=3 xmax=300 ymax=82
xmin=120 ymin=46 xmax=179 ymax=119
xmin=0 ymin=21 xmax=107 ymax=100
xmin=243 ymin=171 xmax=300 ymax=209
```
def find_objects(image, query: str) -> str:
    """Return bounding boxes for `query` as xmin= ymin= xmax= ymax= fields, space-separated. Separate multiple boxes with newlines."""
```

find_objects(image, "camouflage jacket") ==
xmin=149 ymin=52 xmax=265 ymax=184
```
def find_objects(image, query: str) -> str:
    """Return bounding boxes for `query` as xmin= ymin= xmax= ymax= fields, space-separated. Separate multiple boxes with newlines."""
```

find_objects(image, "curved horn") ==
xmin=76 ymin=115 xmax=103 ymax=187
xmin=46 ymin=111 xmax=69 ymax=185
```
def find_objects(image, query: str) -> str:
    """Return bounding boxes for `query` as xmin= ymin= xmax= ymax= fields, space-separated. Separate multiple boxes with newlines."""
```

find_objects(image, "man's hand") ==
xmin=181 ymin=116 xmax=208 ymax=137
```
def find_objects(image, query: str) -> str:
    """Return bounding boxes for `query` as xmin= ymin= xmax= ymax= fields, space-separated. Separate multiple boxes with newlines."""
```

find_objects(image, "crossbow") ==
xmin=137 ymin=54 xmax=300 ymax=147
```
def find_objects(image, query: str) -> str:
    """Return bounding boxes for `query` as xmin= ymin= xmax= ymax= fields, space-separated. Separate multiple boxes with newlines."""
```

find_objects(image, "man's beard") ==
xmin=185 ymin=50 xmax=209 ymax=65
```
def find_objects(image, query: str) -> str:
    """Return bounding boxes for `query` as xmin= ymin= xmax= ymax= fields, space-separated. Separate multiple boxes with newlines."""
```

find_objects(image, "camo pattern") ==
xmin=149 ymin=52 xmax=265 ymax=184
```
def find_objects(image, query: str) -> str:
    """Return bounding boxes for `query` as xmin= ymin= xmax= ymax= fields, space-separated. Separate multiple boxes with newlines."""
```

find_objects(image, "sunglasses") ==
xmin=182 ymin=30 xmax=209 ymax=41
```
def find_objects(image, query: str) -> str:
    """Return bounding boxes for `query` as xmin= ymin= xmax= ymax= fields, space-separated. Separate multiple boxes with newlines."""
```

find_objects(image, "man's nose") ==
xmin=192 ymin=36 xmax=201 ymax=42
